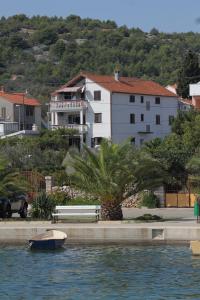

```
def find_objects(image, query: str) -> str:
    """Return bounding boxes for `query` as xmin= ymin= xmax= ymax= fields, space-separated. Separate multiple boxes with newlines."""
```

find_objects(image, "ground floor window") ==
xmin=169 ymin=115 xmax=174 ymax=125
xmin=25 ymin=124 xmax=32 ymax=130
xmin=130 ymin=137 xmax=135 ymax=145
xmin=69 ymin=137 xmax=80 ymax=149
xmin=91 ymin=137 xmax=103 ymax=148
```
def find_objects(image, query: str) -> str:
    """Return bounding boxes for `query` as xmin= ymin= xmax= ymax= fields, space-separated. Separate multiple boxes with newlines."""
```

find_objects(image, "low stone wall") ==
xmin=0 ymin=222 xmax=199 ymax=244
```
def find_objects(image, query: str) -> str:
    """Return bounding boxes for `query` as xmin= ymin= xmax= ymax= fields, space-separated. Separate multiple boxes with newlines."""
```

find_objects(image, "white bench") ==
xmin=52 ymin=205 xmax=101 ymax=223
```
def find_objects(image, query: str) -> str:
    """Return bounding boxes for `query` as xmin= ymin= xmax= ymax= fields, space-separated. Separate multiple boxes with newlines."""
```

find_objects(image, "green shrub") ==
xmin=31 ymin=192 xmax=56 ymax=219
xmin=66 ymin=196 xmax=100 ymax=205
xmin=50 ymin=190 xmax=71 ymax=205
xmin=141 ymin=192 xmax=160 ymax=208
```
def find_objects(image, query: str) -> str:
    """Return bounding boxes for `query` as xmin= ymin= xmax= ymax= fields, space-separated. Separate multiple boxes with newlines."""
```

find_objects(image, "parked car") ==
xmin=0 ymin=194 xmax=28 ymax=219
xmin=0 ymin=197 xmax=11 ymax=218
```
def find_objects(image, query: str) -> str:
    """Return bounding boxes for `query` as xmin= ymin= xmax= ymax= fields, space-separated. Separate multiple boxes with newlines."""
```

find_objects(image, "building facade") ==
xmin=0 ymin=90 xmax=41 ymax=131
xmin=50 ymin=72 xmax=178 ymax=147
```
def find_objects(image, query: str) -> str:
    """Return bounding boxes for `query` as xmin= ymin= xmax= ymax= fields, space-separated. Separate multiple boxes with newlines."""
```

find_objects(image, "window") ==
xmin=169 ymin=115 xmax=174 ymax=125
xmin=140 ymin=139 xmax=144 ymax=146
xmin=68 ymin=115 xmax=80 ymax=124
xmin=146 ymin=101 xmax=150 ymax=111
xmin=141 ymin=114 xmax=144 ymax=122
xmin=156 ymin=115 xmax=160 ymax=125
xmin=130 ymin=113 xmax=135 ymax=124
xmin=94 ymin=113 xmax=102 ymax=123
xmin=130 ymin=137 xmax=135 ymax=145
xmin=64 ymin=93 xmax=72 ymax=100
xmin=1 ymin=107 xmax=6 ymax=119
xmin=25 ymin=124 xmax=32 ymax=130
xmin=129 ymin=95 xmax=135 ymax=103
xmin=155 ymin=97 xmax=160 ymax=104
xmin=146 ymin=125 xmax=151 ymax=132
xmin=91 ymin=137 xmax=103 ymax=147
xmin=94 ymin=90 xmax=101 ymax=101
xmin=91 ymin=138 xmax=95 ymax=148
xmin=141 ymin=96 xmax=144 ymax=103
xmin=95 ymin=137 xmax=103 ymax=146
xmin=26 ymin=106 xmax=34 ymax=117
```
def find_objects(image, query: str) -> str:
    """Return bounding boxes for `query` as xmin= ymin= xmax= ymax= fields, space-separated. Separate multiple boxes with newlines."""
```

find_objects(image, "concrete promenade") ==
xmin=123 ymin=207 xmax=194 ymax=220
xmin=0 ymin=208 xmax=198 ymax=245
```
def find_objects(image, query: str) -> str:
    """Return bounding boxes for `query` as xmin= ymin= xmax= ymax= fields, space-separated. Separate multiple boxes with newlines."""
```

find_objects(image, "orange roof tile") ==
xmin=58 ymin=72 xmax=177 ymax=97
xmin=0 ymin=91 xmax=40 ymax=106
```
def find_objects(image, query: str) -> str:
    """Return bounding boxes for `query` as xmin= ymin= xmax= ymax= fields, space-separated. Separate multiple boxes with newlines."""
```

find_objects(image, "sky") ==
xmin=0 ymin=0 xmax=200 ymax=33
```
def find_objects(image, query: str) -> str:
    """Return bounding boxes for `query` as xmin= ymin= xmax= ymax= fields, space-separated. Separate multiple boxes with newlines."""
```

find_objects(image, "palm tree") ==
xmin=64 ymin=140 xmax=138 ymax=220
xmin=0 ymin=157 xmax=28 ymax=197
xmin=133 ymin=153 xmax=169 ymax=193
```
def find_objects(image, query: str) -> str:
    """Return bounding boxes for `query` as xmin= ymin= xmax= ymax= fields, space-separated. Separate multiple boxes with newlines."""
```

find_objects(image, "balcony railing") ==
xmin=51 ymin=124 xmax=88 ymax=133
xmin=50 ymin=100 xmax=87 ymax=112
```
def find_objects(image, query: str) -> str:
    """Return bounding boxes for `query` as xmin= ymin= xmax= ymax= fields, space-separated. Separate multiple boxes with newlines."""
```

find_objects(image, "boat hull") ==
xmin=29 ymin=238 xmax=65 ymax=250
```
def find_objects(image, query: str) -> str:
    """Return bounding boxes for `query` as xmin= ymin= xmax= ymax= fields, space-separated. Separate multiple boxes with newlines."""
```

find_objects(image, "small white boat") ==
xmin=190 ymin=241 xmax=200 ymax=256
xmin=29 ymin=230 xmax=67 ymax=250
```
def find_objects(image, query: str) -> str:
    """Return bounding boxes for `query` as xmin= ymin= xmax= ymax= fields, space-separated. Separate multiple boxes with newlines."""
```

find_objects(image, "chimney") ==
xmin=114 ymin=70 xmax=120 ymax=81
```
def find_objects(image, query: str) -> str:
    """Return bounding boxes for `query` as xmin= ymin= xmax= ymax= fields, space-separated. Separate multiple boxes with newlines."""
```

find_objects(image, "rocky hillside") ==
xmin=0 ymin=14 xmax=200 ymax=103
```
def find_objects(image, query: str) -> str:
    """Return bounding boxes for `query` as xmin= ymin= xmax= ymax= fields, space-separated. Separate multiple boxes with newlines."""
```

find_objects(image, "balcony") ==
xmin=51 ymin=124 xmax=88 ymax=133
xmin=138 ymin=130 xmax=153 ymax=134
xmin=50 ymin=100 xmax=87 ymax=112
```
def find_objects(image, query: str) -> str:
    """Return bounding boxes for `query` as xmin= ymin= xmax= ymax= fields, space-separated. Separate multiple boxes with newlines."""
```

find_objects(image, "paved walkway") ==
xmin=123 ymin=207 xmax=194 ymax=220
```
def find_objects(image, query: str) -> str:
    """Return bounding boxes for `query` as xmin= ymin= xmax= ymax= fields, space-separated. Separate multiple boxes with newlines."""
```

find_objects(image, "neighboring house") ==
xmin=50 ymin=71 xmax=178 ymax=147
xmin=165 ymin=84 xmax=177 ymax=95
xmin=0 ymin=90 xmax=41 ymax=133
xmin=178 ymin=99 xmax=193 ymax=111
xmin=166 ymin=83 xmax=192 ymax=111
xmin=189 ymin=82 xmax=200 ymax=109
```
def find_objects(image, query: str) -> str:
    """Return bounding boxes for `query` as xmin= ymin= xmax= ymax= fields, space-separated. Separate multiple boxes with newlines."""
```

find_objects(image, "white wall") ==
xmin=0 ymin=97 xmax=14 ymax=121
xmin=111 ymin=93 xmax=178 ymax=146
xmin=85 ymin=78 xmax=111 ymax=146
xmin=190 ymin=83 xmax=200 ymax=96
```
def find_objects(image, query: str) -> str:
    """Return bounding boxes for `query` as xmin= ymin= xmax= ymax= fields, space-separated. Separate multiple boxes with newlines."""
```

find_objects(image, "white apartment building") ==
xmin=50 ymin=71 xmax=178 ymax=147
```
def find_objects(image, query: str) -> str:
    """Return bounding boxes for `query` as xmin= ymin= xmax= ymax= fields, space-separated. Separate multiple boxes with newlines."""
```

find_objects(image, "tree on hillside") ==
xmin=177 ymin=50 xmax=200 ymax=98
xmin=144 ymin=134 xmax=191 ymax=191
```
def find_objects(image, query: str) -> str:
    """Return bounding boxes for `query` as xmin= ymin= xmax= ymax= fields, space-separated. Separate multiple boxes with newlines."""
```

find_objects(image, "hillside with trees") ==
xmin=1 ymin=14 xmax=200 ymax=103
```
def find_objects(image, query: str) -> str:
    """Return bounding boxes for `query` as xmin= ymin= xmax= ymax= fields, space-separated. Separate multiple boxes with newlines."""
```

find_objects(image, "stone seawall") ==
xmin=0 ymin=221 xmax=199 ymax=245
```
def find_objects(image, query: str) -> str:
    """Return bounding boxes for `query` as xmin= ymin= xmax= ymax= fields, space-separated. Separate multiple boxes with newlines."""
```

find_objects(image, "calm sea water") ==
xmin=0 ymin=244 xmax=200 ymax=300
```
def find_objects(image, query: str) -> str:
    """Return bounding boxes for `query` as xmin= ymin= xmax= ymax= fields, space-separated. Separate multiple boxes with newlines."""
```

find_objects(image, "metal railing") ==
xmin=50 ymin=100 xmax=87 ymax=111
xmin=51 ymin=124 xmax=88 ymax=133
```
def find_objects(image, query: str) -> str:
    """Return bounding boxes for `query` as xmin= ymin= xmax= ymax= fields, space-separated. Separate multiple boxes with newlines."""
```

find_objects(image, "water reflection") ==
xmin=0 ymin=245 xmax=200 ymax=299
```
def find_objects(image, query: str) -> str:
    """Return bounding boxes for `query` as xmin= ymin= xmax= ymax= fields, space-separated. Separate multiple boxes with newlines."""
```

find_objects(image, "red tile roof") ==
xmin=192 ymin=96 xmax=200 ymax=109
xmin=180 ymin=98 xmax=192 ymax=105
xmin=59 ymin=72 xmax=177 ymax=97
xmin=0 ymin=91 xmax=40 ymax=106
